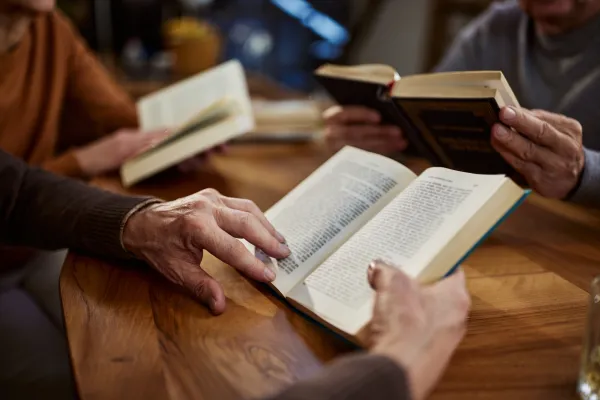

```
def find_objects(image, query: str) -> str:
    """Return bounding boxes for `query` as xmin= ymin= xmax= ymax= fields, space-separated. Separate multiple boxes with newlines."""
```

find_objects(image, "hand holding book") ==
xmin=317 ymin=65 xmax=522 ymax=176
xmin=121 ymin=60 xmax=254 ymax=187
xmin=317 ymin=63 xmax=586 ymax=200
xmin=368 ymin=261 xmax=469 ymax=400
xmin=491 ymin=106 xmax=585 ymax=199
xmin=243 ymin=146 xmax=528 ymax=341
xmin=74 ymin=128 xmax=173 ymax=177
xmin=323 ymin=105 xmax=407 ymax=155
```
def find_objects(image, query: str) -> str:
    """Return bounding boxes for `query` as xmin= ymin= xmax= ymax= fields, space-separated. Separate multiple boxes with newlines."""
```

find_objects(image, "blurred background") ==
xmin=57 ymin=0 xmax=493 ymax=98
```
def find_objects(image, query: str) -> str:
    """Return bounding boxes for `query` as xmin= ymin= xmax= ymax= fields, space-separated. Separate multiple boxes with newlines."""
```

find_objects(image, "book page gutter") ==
xmin=246 ymin=147 xmax=416 ymax=296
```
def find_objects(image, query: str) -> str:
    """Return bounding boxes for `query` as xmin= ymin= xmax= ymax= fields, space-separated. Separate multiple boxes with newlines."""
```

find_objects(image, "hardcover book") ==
xmin=315 ymin=64 xmax=521 ymax=178
xmin=244 ymin=146 xmax=529 ymax=343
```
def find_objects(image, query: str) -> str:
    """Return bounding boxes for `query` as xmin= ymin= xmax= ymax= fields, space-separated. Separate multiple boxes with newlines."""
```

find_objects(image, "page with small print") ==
xmin=287 ymin=168 xmax=506 ymax=334
xmin=243 ymin=146 xmax=418 ymax=296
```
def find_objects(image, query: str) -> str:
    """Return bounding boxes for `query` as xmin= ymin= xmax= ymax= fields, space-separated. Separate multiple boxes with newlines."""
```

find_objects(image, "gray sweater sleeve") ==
xmin=569 ymin=148 xmax=600 ymax=207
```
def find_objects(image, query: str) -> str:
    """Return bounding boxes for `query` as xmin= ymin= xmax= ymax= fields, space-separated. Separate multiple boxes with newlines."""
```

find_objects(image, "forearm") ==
xmin=0 ymin=149 xmax=154 ymax=259
xmin=265 ymin=354 xmax=411 ymax=400
xmin=569 ymin=148 xmax=600 ymax=207
xmin=41 ymin=150 xmax=86 ymax=179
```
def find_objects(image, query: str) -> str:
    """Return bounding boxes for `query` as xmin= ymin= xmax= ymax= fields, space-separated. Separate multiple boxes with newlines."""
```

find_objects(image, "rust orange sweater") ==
xmin=0 ymin=10 xmax=138 ymax=178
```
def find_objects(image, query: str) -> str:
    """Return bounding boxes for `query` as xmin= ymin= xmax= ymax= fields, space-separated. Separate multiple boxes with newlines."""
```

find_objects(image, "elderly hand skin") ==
xmin=74 ymin=129 xmax=224 ymax=178
xmin=122 ymin=189 xmax=290 ymax=314
xmin=367 ymin=261 xmax=470 ymax=400
xmin=323 ymin=105 xmax=408 ymax=155
xmin=491 ymin=106 xmax=585 ymax=199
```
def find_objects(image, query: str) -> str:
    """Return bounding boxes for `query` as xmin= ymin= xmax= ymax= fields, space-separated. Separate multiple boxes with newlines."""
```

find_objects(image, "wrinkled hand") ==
xmin=491 ymin=107 xmax=585 ymax=199
xmin=122 ymin=189 xmax=290 ymax=314
xmin=367 ymin=261 xmax=470 ymax=400
xmin=323 ymin=106 xmax=408 ymax=155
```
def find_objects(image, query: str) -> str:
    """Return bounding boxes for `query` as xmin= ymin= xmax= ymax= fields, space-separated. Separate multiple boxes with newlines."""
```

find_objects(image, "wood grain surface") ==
xmin=61 ymin=143 xmax=598 ymax=400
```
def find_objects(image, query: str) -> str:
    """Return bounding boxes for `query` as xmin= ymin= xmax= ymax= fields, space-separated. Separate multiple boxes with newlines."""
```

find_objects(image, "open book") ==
xmin=120 ymin=60 xmax=254 ymax=187
xmin=315 ymin=64 xmax=521 ymax=179
xmin=244 ymin=146 xmax=528 ymax=343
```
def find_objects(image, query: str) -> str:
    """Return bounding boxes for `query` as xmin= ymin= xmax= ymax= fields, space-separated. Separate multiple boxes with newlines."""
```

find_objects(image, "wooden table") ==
xmin=60 ymin=143 xmax=600 ymax=400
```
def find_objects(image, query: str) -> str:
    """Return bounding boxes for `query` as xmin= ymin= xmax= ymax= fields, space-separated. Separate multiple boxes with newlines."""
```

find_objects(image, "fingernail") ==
xmin=494 ymin=125 xmax=509 ymax=139
xmin=502 ymin=107 xmax=516 ymax=121
xmin=264 ymin=267 xmax=276 ymax=281
xmin=368 ymin=260 xmax=383 ymax=282
xmin=368 ymin=261 xmax=377 ymax=271
xmin=275 ymin=230 xmax=286 ymax=243
xmin=369 ymin=259 xmax=385 ymax=272
xmin=372 ymin=258 xmax=386 ymax=268
xmin=279 ymin=242 xmax=291 ymax=256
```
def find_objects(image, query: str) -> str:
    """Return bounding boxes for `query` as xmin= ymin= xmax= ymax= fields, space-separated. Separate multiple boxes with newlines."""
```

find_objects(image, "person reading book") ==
xmin=0 ymin=0 xmax=221 ymax=324
xmin=0 ymin=148 xmax=470 ymax=400
xmin=0 ymin=0 xmax=216 ymax=179
xmin=323 ymin=0 xmax=600 ymax=206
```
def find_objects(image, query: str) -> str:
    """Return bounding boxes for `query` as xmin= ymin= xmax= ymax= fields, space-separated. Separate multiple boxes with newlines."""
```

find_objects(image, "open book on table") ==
xmin=120 ymin=60 xmax=254 ymax=187
xmin=244 ymin=146 xmax=529 ymax=343
xmin=315 ymin=64 xmax=521 ymax=179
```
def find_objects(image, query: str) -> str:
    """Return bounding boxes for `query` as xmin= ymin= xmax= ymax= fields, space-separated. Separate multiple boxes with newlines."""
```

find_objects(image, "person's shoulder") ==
xmin=435 ymin=1 xmax=524 ymax=71
xmin=462 ymin=1 xmax=524 ymax=41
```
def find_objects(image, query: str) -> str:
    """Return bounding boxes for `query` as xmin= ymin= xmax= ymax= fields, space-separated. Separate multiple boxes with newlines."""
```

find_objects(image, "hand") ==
xmin=367 ymin=261 xmax=470 ymax=400
xmin=323 ymin=106 xmax=408 ymax=155
xmin=74 ymin=129 xmax=224 ymax=177
xmin=122 ymin=189 xmax=290 ymax=315
xmin=74 ymin=128 xmax=171 ymax=177
xmin=491 ymin=107 xmax=585 ymax=199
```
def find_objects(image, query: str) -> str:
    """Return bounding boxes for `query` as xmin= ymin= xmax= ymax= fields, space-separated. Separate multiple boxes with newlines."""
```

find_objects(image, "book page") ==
xmin=133 ymin=99 xmax=236 ymax=160
xmin=244 ymin=147 xmax=417 ymax=296
xmin=137 ymin=60 xmax=252 ymax=133
xmin=288 ymin=168 xmax=507 ymax=334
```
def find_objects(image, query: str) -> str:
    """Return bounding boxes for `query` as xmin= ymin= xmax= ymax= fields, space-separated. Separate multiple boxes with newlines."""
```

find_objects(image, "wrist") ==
xmin=566 ymin=158 xmax=586 ymax=200
xmin=121 ymin=199 xmax=163 ymax=258
xmin=72 ymin=147 xmax=91 ymax=177
xmin=567 ymin=147 xmax=600 ymax=204
xmin=372 ymin=343 xmax=406 ymax=371
xmin=372 ymin=343 xmax=421 ymax=400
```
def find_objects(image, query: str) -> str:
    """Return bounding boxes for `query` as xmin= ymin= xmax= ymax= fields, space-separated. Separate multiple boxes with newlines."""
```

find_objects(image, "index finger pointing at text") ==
xmin=499 ymin=107 xmax=564 ymax=151
xmin=221 ymin=197 xmax=285 ymax=243
xmin=202 ymin=227 xmax=276 ymax=283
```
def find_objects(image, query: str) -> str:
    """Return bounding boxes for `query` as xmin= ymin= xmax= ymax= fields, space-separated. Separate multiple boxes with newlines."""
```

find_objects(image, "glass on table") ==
xmin=579 ymin=276 xmax=600 ymax=400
